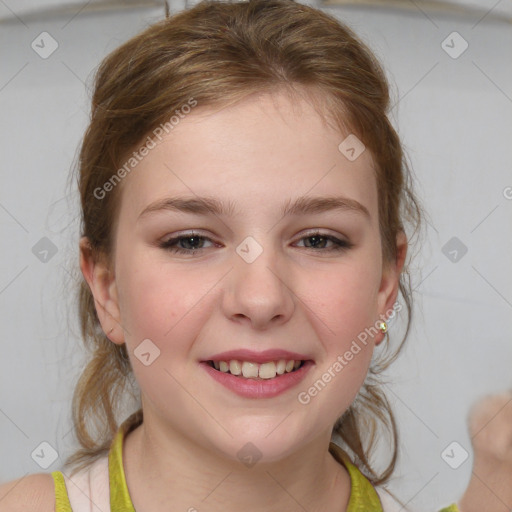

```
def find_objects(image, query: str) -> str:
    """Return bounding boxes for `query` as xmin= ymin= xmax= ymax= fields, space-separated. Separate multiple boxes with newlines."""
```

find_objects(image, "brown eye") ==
xmin=159 ymin=233 xmax=214 ymax=255
xmin=296 ymin=231 xmax=353 ymax=252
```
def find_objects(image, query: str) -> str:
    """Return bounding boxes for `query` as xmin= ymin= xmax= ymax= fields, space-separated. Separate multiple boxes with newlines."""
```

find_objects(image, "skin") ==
xmin=80 ymin=89 xmax=407 ymax=512
xmin=458 ymin=391 xmax=512 ymax=512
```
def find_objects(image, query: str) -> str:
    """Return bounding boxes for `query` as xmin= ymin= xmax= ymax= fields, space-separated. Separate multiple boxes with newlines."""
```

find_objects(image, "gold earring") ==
xmin=378 ymin=321 xmax=387 ymax=333
xmin=108 ymin=327 xmax=114 ymax=334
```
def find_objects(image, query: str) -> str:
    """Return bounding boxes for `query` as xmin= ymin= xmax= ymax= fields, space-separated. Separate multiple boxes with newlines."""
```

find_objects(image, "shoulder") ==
xmin=0 ymin=473 xmax=55 ymax=512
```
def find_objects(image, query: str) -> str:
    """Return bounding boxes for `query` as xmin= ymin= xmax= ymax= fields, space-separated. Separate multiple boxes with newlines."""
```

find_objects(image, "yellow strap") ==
xmin=109 ymin=414 xmax=137 ymax=511
xmin=328 ymin=443 xmax=462 ymax=512
xmin=328 ymin=442 xmax=383 ymax=511
xmin=109 ymin=427 xmax=384 ymax=511
xmin=51 ymin=471 xmax=73 ymax=512
xmin=111 ymin=434 xmax=381 ymax=511
xmin=50 ymin=433 xmax=135 ymax=512
xmin=110 ymin=426 xmax=384 ymax=511
xmin=53 ymin=432 xmax=461 ymax=512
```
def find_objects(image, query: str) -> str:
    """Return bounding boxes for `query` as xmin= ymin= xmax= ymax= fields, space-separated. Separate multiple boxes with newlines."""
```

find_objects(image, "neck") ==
xmin=122 ymin=418 xmax=351 ymax=512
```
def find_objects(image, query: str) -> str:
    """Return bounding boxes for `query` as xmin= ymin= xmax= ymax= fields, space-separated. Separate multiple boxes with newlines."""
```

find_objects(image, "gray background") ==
xmin=1 ymin=1 xmax=511 ymax=510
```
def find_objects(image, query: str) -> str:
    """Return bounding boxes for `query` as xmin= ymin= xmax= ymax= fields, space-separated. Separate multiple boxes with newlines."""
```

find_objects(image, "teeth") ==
xmin=229 ymin=360 xmax=242 ymax=375
xmin=211 ymin=359 xmax=303 ymax=379
xmin=258 ymin=362 xmax=277 ymax=379
xmin=276 ymin=360 xmax=286 ymax=375
xmin=242 ymin=362 xmax=259 ymax=378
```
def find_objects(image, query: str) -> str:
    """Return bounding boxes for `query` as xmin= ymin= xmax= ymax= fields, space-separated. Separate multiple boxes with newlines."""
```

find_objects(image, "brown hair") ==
xmin=65 ymin=0 xmax=423 ymax=494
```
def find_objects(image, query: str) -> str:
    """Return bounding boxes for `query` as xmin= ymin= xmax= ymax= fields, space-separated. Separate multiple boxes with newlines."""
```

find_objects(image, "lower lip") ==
xmin=200 ymin=361 xmax=314 ymax=399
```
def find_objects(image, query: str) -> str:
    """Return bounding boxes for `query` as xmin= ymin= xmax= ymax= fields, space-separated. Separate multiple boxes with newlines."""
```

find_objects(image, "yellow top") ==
xmin=51 ymin=412 xmax=460 ymax=512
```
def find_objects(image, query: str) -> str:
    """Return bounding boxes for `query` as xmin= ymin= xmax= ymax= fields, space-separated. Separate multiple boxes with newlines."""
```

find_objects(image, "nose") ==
xmin=222 ymin=236 xmax=295 ymax=330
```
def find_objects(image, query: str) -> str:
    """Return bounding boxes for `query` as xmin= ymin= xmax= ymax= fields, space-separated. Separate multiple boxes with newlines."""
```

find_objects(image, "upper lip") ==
xmin=203 ymin=349 xmax=313 ymax=364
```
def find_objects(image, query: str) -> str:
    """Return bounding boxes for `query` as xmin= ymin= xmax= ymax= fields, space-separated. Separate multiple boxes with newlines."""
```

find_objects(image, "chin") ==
xmin=219 ymin=433 xmax=305 ymax=466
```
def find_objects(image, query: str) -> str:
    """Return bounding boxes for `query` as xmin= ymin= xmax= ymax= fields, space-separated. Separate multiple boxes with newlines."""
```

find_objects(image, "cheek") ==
xmin=115 ymin=246 xmax=206 ymax=343
xmin=114 ymin=251 xmax=212 ymax=396
xmin=303 ymin=255 xmax=380 ymax=404
xmin=310 ymin=257 xmax=381 ymax=342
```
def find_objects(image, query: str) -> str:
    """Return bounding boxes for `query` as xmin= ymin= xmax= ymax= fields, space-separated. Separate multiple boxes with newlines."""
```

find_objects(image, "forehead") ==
xmin=117 ymin=90 xmax=378 ymax=225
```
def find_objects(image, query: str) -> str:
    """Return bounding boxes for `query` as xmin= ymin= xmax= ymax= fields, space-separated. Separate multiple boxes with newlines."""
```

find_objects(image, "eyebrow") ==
xmin=137 ymin=194 xmax=371 ymax=221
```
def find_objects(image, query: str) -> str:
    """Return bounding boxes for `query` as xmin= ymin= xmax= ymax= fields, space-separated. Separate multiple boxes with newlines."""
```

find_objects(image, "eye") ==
xmin=158 ymin=232 xmax=215 ymax=255
xmin=158 ymin=230 xmax=353 ymax=256
xmin=295 ymin=231 xmax=353 ymax=252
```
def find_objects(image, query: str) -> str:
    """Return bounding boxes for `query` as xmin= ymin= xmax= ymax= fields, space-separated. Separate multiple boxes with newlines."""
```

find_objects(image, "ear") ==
xmin=79 ymin=236 xmax=125 ymax=345
xmin=375 ymin=231 xmax=408 ymax=346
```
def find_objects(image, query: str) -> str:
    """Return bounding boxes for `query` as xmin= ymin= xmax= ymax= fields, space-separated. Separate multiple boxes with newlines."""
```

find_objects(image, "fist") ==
xmin=467 ymin=390 xmax=512 ymax=464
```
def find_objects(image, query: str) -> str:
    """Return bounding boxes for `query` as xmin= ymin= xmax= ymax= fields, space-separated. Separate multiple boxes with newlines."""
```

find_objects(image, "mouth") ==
xmin=200 ymin=358 xmax=315 ymax=399
xmin=204 ymin=359 xmax=309 ymax=380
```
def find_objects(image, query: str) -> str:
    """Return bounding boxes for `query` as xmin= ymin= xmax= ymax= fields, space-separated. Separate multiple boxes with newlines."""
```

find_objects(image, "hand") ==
xmin=468 ymin=391 xmax=512 ymax=463
xmin=458 ymin=390 xmax=512 ymax=512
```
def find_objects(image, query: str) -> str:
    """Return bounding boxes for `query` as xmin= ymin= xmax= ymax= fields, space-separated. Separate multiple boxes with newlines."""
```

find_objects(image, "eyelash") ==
xmin=158 ymin=231 xmax=353 ymax=255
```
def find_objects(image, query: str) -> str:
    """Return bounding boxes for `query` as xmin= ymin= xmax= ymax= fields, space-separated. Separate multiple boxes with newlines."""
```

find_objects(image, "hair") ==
xmin=64 ymin=0 xmax=424 ymax=494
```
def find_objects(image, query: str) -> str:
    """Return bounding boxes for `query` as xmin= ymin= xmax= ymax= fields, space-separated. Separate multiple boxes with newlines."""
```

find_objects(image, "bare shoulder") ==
xmin=0 ymin=473 xmax=55 ymax=512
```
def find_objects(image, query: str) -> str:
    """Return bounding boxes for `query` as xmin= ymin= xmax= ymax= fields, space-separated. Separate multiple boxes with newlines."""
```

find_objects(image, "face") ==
xmin=82 ymin=90 xmax=405 ymax=463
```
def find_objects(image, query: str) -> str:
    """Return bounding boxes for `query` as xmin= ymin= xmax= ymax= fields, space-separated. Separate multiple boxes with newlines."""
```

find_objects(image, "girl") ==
xmin=0 ymin=0 xmax=475 ymax=510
